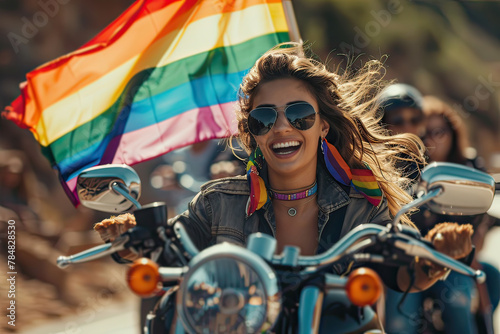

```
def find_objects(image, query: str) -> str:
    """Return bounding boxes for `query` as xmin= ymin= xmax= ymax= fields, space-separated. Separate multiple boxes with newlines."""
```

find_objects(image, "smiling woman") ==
xmin=249 ymin=79 xmax=327 ymax=185
xmin=235 ymin=43 xmax=426 ymax=224
xmin=95 ymin=43 xmax=477 ymax=330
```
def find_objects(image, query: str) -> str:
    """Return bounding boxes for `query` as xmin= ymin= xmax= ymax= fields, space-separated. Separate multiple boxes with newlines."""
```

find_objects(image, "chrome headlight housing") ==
xmin=177 ymin=243 xmax=281 ymax=333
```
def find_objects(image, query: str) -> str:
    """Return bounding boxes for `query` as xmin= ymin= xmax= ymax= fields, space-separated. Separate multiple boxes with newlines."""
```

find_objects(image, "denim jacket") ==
xmin=169 ymin=161 xmax=393 ymax=253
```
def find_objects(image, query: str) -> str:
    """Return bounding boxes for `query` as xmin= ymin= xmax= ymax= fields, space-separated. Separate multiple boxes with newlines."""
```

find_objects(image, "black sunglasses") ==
xmin=247 ymin=101 xmax=318 ymax=136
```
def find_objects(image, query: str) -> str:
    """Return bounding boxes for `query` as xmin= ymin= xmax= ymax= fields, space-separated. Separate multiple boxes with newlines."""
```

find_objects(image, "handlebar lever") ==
xmin=57 ymin=226 xmax=156 ymax=268
xmin=393 ymin=239 xmax=486 ymax=284
xmin=57 ymin=234 xmax=129 ymax=268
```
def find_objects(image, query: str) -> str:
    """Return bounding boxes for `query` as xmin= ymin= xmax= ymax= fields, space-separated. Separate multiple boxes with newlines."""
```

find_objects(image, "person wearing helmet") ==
xmin=378 ymin=84 xmax=427 ymax=334
xmin=377 ymin=83 xmax=426 ymax=189
xmin=378 ymin=83 xmax=426 ymax=138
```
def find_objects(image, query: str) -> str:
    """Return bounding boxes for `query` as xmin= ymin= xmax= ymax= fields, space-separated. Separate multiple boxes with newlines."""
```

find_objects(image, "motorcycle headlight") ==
xmin=177 ymin=243 xmax=280 ymax=334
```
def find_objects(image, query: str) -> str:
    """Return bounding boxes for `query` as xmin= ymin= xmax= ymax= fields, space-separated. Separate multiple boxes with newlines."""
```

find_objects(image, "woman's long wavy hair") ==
xmin=234 ymin=43 xmax=426 ymax=226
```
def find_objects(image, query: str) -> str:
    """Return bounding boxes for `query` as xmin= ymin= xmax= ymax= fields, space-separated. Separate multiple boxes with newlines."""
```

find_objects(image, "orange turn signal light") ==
xmin=345 ymin=267 xmax=382 ymax=307
xmin=126 ymin=258 xmax=161 ymax=297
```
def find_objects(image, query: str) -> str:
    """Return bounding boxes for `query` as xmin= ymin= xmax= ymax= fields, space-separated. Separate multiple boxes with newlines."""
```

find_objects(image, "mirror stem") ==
xmin=391 ymin=187 xmax=443 ymax=231
xmin=112 ymin=182 xmax=142 ymax=209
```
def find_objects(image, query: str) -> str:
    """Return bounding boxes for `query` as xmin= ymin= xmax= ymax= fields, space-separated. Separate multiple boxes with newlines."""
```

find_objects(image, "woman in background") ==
xmin=423 ymin=95 xmax=484 ymax=168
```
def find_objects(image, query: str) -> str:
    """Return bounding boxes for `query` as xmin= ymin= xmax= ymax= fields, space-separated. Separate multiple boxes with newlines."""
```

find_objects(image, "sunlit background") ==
xmin=0 ymin=0 xmax=499 ymax=333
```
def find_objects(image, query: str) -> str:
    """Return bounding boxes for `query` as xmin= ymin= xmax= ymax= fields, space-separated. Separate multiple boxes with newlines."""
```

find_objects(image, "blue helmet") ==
xmin=377 ymin=83 xmax=423 ymax=114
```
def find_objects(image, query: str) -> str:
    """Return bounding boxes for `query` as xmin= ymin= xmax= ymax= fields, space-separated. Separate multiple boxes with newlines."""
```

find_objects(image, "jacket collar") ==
xmin=316 ymin=160 xmax=350 ymax=213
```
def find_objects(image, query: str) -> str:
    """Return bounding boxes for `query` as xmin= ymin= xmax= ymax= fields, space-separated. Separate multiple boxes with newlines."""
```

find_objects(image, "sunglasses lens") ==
xmin=286 ymin=103 xmax=317 ymax=130
xmin=248 ymin=107 xmax=277 ymax=136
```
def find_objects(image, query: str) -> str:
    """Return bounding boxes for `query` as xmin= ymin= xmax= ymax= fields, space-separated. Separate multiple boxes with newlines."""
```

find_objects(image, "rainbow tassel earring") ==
xmin=245 ymin=147 xmax=270 ymax=216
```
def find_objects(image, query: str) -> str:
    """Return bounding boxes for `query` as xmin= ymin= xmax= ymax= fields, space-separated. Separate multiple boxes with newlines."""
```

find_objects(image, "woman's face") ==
xmin=424 ymin=114 xmax=453 ymax=162
xmin=251 ymin=78 xmax=330 ymax=179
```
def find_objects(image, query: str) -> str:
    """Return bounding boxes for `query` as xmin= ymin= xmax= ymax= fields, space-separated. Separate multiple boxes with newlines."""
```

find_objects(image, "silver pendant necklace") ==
xmin=276 ymin=194 xmax=317 ymax=217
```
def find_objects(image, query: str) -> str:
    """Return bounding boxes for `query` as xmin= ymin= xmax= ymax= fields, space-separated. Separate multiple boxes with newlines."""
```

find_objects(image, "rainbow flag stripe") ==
xmin=351 ymin=169 xmax=382 ymax=206
xmin=3 ymin=0 xmax=290 ymax=205
xmin=322 ymin=139 xmax=352 ymax=185
xmin=321 ymin=139 xmax=382 ymax=207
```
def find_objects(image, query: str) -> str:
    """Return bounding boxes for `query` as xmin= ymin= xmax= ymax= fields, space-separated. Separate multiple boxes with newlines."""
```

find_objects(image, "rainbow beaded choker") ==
xmin=269 ymin=181 xmax=318 ymax=201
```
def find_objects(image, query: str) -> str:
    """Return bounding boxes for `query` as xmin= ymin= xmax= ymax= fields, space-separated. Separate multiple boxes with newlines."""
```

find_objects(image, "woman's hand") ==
xmin=93 ymin=213 xmax=138 ymax=261
xmin=419 ymin=222 xmax=474 ymax=280
xmin=398 ymin=222 xmax=474 ymax=292
xmin=425 ymin=222 xmax=473 ymax=259
xmin=93 ymin=213 xmax=137 ymax=242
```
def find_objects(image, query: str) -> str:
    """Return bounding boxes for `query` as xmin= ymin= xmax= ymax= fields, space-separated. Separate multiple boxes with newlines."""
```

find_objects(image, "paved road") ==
xmin=23 ymin=228 xmax=500 ymax=334
xmin=23 ymin=294 xmax=140 ymax=334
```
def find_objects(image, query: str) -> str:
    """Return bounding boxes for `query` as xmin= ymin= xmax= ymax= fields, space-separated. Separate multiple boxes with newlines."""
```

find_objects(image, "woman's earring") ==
xmin=254 ymin=146 xmax=264 ymax=169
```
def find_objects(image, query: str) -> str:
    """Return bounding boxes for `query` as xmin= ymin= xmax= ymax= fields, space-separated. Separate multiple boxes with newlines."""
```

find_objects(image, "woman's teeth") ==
xmin=272 ymin=141 xmax=300 ymax=149
xmin=272 ymin=141 xmax=301 ymax=155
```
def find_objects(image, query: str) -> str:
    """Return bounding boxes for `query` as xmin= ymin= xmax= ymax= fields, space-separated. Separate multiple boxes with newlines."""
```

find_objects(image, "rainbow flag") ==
xmin=3 ymin=0 xmax=290 ymax=205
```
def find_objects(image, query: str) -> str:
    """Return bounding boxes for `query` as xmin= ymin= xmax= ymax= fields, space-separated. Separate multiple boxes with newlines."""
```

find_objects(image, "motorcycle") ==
xmin=57 ymin=162 xmax=496 ymax=334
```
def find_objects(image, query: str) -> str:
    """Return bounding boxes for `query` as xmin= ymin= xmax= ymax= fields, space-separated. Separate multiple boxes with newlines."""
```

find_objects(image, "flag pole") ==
xmin=282 ymin=0 xmax=302 ymax=43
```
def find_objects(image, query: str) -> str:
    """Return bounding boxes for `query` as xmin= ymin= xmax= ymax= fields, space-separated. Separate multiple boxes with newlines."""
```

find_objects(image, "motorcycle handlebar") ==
xmin=270 ymin=223 xmax=485 ymax=284
xmin=57 ymin=235 xmax=129 ymax=268
xmin=58 ymin=223 xmax=485 ymax=284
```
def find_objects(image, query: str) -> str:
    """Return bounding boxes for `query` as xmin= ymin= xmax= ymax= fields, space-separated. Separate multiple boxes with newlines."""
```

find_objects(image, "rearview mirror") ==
xmin=77 ymin=164 xmax=141 ymax=212
xmin=419 ymin=162 xmax=495 ymax=215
